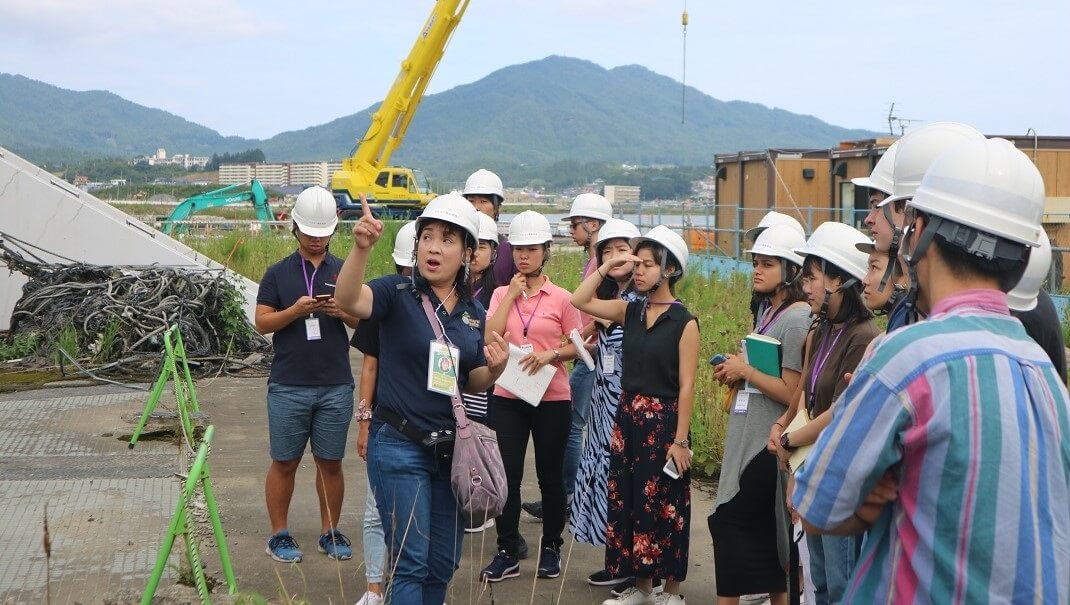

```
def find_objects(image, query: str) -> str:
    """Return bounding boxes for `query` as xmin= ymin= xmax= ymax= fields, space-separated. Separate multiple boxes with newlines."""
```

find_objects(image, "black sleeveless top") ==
xmin=620 ymin=300 xmax=696 ymax=398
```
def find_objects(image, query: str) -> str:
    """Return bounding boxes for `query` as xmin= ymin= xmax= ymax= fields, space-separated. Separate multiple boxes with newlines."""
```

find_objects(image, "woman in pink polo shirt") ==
xmin=480 ymin=211 xmax=583 ymax=583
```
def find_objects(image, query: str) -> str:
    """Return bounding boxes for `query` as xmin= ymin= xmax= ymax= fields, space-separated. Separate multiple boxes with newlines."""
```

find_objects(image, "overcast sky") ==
xmin=2 ymin=0 xmax=1067 ymax=140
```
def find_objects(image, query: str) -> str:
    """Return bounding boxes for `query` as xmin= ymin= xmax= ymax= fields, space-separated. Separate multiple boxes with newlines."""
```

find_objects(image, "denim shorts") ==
xmin=267 ymin=382 xmax=354 ymax=461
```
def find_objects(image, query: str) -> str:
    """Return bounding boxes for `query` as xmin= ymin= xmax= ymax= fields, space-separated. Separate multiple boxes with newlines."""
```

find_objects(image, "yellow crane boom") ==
xmin=331 ymin=0 xmax=470 ymax=218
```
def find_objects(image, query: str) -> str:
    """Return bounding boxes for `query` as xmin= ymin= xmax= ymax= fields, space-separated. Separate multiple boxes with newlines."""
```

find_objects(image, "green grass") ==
xmin=188 ymin=232 xmax=753 ymax=478
xmin=186 ymin=224 xmax=404 ymax=282
xmin=53 ymin=324 xmax=79 ymax=366
xmin=0 ymin=331 xmax=41 ymax=361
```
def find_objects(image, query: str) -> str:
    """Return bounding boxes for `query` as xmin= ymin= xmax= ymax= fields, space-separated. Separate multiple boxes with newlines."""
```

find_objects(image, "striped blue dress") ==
xmin=570 ymin=317 xmax=626 ymax=545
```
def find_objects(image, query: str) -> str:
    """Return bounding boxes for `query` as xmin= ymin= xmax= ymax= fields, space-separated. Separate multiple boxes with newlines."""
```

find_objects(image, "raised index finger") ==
xmin=358 ymin=192 xmax=372 ymax=218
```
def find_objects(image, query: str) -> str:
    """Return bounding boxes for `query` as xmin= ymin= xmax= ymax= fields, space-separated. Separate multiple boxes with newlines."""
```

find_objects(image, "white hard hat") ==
xmin=879 ymin=122 xmax=985 ymax=208
xmin=391 ymin=221 xmax=417 ymax=267
xmin=416 ymin=192 xmax=481 ymax=245
xmin=746 ymin=224 xmax=806 ymax=266
xmin=566 ymin=193 xmax=613 ymax=222
xmin=595 ymin=218 xmax=641 ymax=253
xmin=745 ymin=211 xmax=805 ymax=243
xmin=477 ymin=213 xmax=499 ymax=243
xmin=462 ymin=169 xmax=504 ymax=200
xmin=850 ymin=140 xmax=899 ymax=196
xmin=630 ymin=225 xmax=689 ymax=273
xmin=909 ymin=137 xmax=1046 ymax=248
xmin=291 ymin=186 xmax=338 ymax=237
xmin=792 ymin=222 xmax=871 ymax=282
xmin=508 ymin=210 xmax=553 ymax=246
xmin=855 ymin=239 xmax=878 ymax=255
xmin=1007 ymin=231 xmax=1052 ymax=312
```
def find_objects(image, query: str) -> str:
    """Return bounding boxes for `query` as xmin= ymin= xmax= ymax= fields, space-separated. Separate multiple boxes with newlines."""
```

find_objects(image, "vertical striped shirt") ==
xmin=793 ymin=289 xmax=1070 ymax=604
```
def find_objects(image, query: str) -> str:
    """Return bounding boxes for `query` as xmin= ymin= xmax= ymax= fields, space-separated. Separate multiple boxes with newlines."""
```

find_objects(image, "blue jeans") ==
xmin=368 ymin=421 xmax=462 ymax=605
xmin=363 ymin=478 xmax=386 ymax=583
xmin=266 ymin=382 xmax=353 ymax=461
xmin=564 ymin=362 xmax=595 ymax=496
xmin=806 ymin=532 xmax=859 ymax=605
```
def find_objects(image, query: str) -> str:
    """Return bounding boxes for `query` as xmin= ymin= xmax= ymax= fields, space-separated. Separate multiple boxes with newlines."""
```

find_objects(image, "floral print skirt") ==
xmin=605 ymin=391 xmax=691 ymax=581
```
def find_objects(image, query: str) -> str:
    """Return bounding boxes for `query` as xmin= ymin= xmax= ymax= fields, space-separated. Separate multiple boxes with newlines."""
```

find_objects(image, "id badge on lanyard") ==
xmin=305 ymin=317 xmax=321 ymax=341
xmin=427 ymin=340 xmax=460 ymax=396
xmin=732 ymin=390 xmax=749 ymax=415
xmin=302 ymin=259 xmax=322 ymax=341
xmin=601 ymin=352 xmax=615 ymax=375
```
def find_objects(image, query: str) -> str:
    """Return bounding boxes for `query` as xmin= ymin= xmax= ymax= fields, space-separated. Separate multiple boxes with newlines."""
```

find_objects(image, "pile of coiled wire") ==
xmin=2 ymin=240 xmax=270 ymax=377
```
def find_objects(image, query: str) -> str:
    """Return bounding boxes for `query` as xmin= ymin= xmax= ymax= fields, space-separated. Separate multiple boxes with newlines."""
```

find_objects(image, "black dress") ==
xmin=605 ymin=300 xmax=695 ymax=582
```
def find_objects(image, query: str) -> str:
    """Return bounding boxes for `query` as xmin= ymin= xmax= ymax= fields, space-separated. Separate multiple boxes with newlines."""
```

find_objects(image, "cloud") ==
xmin=0 ymin=0 xmax=283 ymax=46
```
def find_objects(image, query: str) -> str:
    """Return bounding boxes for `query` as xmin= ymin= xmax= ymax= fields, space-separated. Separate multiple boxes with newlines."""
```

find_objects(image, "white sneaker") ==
xmin=603 ymin=586 xmax=655 ymax=605
xmin=654 ymin=593 xmax=686 ymax=605
xmin=354 ymin=590 xmax=384 ymax=605
xmin=464 ymin=517 xmax=495 ymax=533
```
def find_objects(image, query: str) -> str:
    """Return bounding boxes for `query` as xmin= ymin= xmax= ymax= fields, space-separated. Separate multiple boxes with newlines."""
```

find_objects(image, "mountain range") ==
xmin=1 ymin=56 xmax=878 ymax=177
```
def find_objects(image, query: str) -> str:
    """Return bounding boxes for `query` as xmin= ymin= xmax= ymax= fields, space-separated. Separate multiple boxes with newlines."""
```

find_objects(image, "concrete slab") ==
xmin=195 ymin=351 xmax=721 ymax=604
xmin=0 ymin=385 xmax=183 ymax=604
xmin=0 ymin=356 xmax=724 ymax=603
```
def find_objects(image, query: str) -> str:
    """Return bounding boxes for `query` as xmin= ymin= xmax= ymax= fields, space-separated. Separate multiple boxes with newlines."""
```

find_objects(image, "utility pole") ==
xmin=681 ymin=4 xmax=688 ymax=124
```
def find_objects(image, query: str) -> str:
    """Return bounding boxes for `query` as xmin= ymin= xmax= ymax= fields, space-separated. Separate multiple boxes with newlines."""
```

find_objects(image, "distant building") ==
xmin=219 ymin=160 xmax=344 ymax=187
xmin=603 ymin=185 xmax=641 ymax=205
xmin=73 ymin=175 xmax=89 ymax=186
xmin=131 ymin=149 xmax=209 ymax=169
xmin=288 ymin=162 xmax=330 ymax=187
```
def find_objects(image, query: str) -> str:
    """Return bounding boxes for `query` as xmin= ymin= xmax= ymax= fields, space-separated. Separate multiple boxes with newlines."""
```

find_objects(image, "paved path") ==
xmin=0 ymin=385 xmax=182 ymax=604
xmin=0 ymin=354 xmax=724 ymax=603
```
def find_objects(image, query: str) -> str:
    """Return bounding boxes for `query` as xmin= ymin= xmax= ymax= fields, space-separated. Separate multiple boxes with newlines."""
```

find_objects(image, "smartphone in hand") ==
xmin=663 ymin=449 xmax=693 ymax=479
xmin=709 ymin=354 xmax=727 ymax=367
xmin=313 ymin=294 xmax=333 ymax=302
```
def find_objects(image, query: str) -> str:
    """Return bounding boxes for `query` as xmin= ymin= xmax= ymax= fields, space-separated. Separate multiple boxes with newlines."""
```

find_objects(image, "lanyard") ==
xmin=756 ymin=300 xmax=791 ymax=335
xmin=514 ymin=292 xmax=544 ymax=339
xmin=640 ymin=299 xmax=679 ymax=322
xmin=300 ymin=259 xmax=319 ymax=298
xmin=474 ymin=286 xmax=483 ymax=301
xmin=808 ymin=325 xmax=845 ymax=408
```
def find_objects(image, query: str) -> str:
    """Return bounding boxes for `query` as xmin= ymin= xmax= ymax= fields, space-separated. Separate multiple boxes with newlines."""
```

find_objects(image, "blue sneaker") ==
xmin=266 ymin=530 xmax=302 ymax=562
xmin=317 ymin=528 xmax=353 ymax=560
xmin=537 ymin=547 xmax=560 ymax=579
xmin=480 ymin=550 xmax=520 ymax=582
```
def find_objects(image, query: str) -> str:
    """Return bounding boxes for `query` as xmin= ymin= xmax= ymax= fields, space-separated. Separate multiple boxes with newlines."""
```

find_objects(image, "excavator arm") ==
xmin=331 ymin=0 xmax=469 ymax=214
xmin=161 ymin=180 xmax=271 ymax=236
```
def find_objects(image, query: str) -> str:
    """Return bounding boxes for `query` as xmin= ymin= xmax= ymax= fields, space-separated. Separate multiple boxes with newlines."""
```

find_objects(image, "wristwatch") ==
xmin=673 ymin=438 xmax=690 ymax=448
xmin=354 ymin=399 xmax=373 ymax=422
xmin=779 ymin=432 xmax=796 ymax=452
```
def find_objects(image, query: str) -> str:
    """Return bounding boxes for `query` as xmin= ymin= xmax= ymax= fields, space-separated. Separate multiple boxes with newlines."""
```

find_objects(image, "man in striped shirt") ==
xmin=792 ymin=137 xmax=1070 ymax=603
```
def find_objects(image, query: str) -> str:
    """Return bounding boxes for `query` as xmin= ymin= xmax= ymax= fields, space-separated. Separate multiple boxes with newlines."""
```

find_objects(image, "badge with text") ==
xmin=732 ymin=390 xmax=750 ymax=415
xmin=601 ymin=352 xmax=616 ymax=375
xmin=427 ymin=340 xmax=460 ymax=396
xmin=519 ymin=343 xmax=535 ymax=355
xmin=305 ymin=317 xmax=322 ymax=341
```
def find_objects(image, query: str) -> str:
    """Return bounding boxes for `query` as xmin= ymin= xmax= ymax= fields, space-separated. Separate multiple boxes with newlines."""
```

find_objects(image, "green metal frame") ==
xmin=129 ymin=325 xmax=201 ymax=449
xmin=142 ymin=425 xmax=237 ymax=603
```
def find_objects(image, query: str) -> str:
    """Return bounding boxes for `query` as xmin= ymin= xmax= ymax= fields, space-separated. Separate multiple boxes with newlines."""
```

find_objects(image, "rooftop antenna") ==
xmin=886 ymin=102 xmax=921 ymax=136
xmin=681 ymin=3 xmax=688 ymax=124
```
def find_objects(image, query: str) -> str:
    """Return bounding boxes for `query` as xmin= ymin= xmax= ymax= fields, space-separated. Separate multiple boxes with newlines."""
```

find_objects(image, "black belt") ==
xmin=375 ymin=407 xmax=455 ymax=453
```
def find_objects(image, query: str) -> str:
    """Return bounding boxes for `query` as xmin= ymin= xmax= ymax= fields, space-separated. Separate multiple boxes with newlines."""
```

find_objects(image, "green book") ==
xmin=745 ymin=333 xmax=782 ymax=378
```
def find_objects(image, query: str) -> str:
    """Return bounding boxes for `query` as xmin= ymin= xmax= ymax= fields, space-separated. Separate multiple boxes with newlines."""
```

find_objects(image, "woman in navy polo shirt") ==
xmin=335 ymin=193 xmax=509 ymax=605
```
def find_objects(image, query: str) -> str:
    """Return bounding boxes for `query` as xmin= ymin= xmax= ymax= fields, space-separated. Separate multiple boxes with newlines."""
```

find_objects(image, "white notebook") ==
xmin=570 ymin=328 xmax=596 ymax=371
xmin=495 ymin=343 xmax=557 ymax=406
